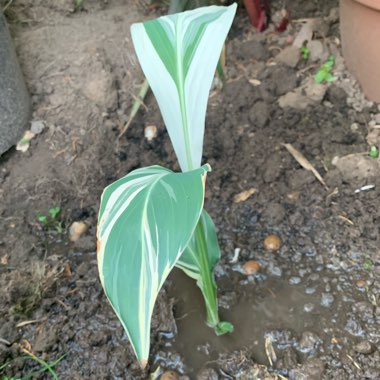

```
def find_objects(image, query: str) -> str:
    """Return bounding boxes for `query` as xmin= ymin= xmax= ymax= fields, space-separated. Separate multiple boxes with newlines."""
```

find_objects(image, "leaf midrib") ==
xmin=175 ymin=17 xmax=193 ymax=171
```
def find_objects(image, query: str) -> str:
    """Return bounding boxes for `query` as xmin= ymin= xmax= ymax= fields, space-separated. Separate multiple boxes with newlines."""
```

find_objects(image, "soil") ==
xmin=1 ymin=0 xmax=380 ymax=379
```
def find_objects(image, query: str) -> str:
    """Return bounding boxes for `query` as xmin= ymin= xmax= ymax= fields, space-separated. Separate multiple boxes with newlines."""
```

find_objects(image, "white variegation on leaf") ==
xmin=97 ymin=164 xmax=210 ymax=366
xmin=131 ymin=4 xmax=237 ymax=172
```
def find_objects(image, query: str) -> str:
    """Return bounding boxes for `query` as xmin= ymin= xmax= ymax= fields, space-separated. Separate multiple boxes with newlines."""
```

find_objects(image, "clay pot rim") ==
xmin=354 ymin=0 xmax=380 ymax=11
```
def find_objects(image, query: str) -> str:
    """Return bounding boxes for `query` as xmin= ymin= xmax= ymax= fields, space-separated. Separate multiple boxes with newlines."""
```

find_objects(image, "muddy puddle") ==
xmin=162 ymin=258 xmax=368 ymax=376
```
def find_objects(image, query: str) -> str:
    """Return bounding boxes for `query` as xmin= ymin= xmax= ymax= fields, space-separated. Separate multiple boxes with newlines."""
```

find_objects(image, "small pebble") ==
xmin=305 ymin=287 xmax=316 ymax=294
xmin=30 ymin=120 xmax=45 ymax=134
xmin=268 ymin=264 xmax=282 ymax=277
xmin=287 ymin=191 xmax=300 ymax=201
xmin=298 ymin=331 xmax=322 ymax=353
xmin=356 ymin=279 xmax=366 ymax=289
xmin=242 ymin=260 xmax=261 ymax=275
xmin=263 ymin=234 xmax=281 ymax=251
xmin=299 ymin=269 xmax=307 ymax=277
xmin=321 ymin=293 xmax=334 ymax=307
xmin=304 ymin=303 xmax=315 ymax=313
xmin=350 ymin=122 xmax=359 ymax=132
xmin=144 ymin=125 xmax=157 ymax=142
xmin=160 ymin=370 xmax=180 ymax=380
xmin=69 ymin=221 xmax=88 ymax=242
xmin=289 ymin=276 xmax=301 ymax=285
xmin=353 ymin=340 xmax=372 ymax=354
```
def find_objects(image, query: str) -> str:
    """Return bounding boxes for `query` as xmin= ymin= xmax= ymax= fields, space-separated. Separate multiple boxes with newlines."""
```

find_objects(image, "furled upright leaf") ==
xmin=131 ymin=4 xmax=237 ymax=172
xmin=97 ymin=164 xmax=210 ymax=366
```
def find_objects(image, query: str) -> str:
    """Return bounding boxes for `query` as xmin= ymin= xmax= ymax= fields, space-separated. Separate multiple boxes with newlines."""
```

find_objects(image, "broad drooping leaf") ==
xmin=97 ymin=164 xmax=210 ymax=366
xmin=131 ymin=4 xmax=237 ymax=172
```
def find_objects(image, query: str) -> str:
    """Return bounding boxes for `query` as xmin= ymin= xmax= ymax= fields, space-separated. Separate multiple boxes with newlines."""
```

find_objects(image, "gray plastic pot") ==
xmin=0 ymin=12 xmax=30 ymax=155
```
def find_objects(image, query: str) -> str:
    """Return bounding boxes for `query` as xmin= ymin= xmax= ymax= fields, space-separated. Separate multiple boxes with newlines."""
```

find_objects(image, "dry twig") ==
xmin=282 ymin=143 xmax=328 ymax=190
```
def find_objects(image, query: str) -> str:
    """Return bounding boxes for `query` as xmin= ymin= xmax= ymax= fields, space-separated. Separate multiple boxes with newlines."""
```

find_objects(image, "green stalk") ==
xmin=194 ymin=217 xmax=219 ymax=326
xmin=194 ymin=216 xmax=233 ymax=335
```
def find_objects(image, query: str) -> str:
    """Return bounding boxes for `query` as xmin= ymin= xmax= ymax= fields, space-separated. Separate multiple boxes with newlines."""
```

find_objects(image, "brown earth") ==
xmin=0 ymin=0 xmax=379 ymax=379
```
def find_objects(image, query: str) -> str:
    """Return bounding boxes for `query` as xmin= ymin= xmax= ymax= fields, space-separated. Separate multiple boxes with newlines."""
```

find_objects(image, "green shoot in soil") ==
xmin=315 ymin=55 xmax=335 ymax=84
xmin=0 ymin=351 xmax=66 ymax=380
xmin=300 ymin=46 xmax=310 ymax=60
xmin=36 ymin=207 xmax=64 ymax=235
xmin=363 ymin=257 xmax=373 ymax=271
xmin=369 ymin=146 xmax=379 ymax=158
xmin=74 ymin=0 xmax=84 ymax=11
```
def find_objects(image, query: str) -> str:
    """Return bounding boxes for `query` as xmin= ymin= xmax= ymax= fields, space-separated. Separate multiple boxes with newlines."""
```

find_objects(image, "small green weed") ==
xmin=315 ymin=55 xmax=335 ymax=84
xmin=363 ymin=257 xmax=373 ymax=271
xmin=300 ymin=46 xmax=310 ymax=60
xmin=369 ymin=146 xmax=379 ymax=158
xmin=36 ymin=207 xmax=64 ymax=235
xmin=0 ymin=347 xmax=66 ymax=380
xmin=74 ymin=0 xmax=84 ymax=11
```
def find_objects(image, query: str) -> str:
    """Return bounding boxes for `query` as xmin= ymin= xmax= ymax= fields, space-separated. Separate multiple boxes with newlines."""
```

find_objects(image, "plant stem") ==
xmin=194 ymin=217 xmax=220 ymax=328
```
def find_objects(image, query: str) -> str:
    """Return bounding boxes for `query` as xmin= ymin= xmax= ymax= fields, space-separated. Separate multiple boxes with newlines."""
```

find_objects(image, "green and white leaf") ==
xmin=131 ymin=4 xmax=237 ymax=172
xmin=97 ymin=164 xmax=210 ymax=365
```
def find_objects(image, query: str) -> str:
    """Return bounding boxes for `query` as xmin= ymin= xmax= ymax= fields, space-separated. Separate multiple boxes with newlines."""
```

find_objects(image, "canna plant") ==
xmin=97 ymin=4 xmax=237 ymax=367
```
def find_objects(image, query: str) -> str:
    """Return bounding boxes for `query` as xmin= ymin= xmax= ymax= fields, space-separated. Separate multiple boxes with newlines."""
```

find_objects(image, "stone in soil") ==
xmin=308 ymin=40 xmax=329 ymax=62
xmin=69 ymin=221 xmax=88 ymax=242
xmin=248 ymin=101 xmax=270 ymax=128
xmin=279 ymin=78 xmax=327 ymax=110
xmin=160 ymin=370 xmax=180 ymax=380
xmin=242 ymin=260 xmax=261 ymax=275
xmin=263 ymin=234 xmax=282 ymax=251
xmin=266 ymin=329 xmax=294 ymax=349
xmin=353 ymin=340 xmax=372 ymax=354
xmin=320 ymin=292 xmax=334 ymax=308
xmin=297 ymin=331 xmax=322 ymax=354
xmin=275 ymin=45 xmax=300 ymax=68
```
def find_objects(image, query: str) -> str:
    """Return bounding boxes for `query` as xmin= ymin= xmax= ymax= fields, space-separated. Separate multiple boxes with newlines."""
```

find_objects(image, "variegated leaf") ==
xmin=97 ymin=164 xmax=210 ymax=365
xmin=131 ymin=4 xmax=236 ymax=172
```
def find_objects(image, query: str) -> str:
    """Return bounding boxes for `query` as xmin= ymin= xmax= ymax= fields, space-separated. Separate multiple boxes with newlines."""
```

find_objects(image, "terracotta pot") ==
xmin=340 ymin=0 xmax=380 ymax=102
